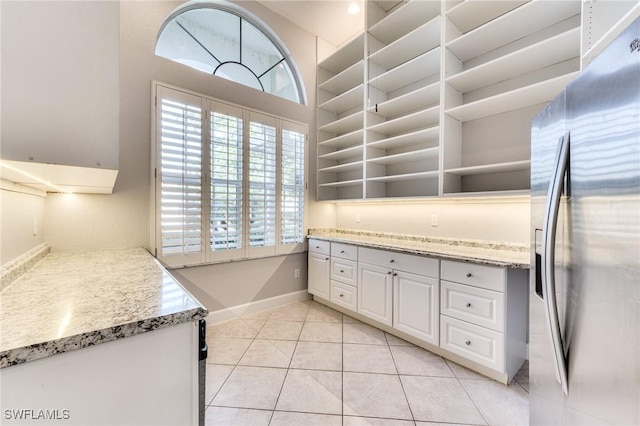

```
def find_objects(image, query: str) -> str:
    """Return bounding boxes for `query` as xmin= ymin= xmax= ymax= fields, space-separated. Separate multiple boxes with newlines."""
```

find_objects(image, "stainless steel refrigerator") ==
xmin=530 ymin=17 xmax=639 ymax=425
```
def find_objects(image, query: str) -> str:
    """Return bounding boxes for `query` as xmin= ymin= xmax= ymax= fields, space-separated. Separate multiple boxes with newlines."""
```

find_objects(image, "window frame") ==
xmin=151 ymin=82 xmax=308 ymax=268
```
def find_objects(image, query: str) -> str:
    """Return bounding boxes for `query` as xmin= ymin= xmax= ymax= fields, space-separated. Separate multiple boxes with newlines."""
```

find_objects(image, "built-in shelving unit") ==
xmin=442 ymin=0 xmax=582 ymax=195
xmin=317 ymin=34 xmax=366 ymax=200
xmin=315 ymin=0 xmax=585 ymax=200
xmin=365 ymin=0 xmax=442 ymax=198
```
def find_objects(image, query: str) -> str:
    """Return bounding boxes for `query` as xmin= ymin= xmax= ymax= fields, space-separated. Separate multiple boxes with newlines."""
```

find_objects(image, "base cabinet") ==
xmin=358 ymin=263 xmax=393 ymax=326
xmin=394 ymin=271 xmax=439 ymax=346
xmin=307 ymin=239 xmax=528 ymax=383
xmin=308 ymin=241 xmax=331 ymax=299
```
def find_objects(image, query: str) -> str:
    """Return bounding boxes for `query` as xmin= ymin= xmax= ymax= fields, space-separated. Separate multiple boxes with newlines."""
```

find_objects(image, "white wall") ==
xmin=0 ymin=185 xmax=46 ymax=265
xmin=333 ymin=197 xmax=530 ymax=244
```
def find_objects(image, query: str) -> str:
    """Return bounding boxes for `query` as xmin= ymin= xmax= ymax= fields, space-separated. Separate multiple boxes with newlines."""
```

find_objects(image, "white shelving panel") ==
xmin=319 ymin=179 xmax=363 ymax=188
xmin=369 ymin=17 xmax=441 ymax=70
xmin=367 ymin=127 xmax=440 ymax=151
xmin=318 ymin=161 xmax=364 ymax=173
xmin=446 ymin=0 xmax=527 ymax=34
xmin=319 ymin=61 xmax=365 ymax=95
xmin=367 ymin=147 xmax=439 ymax=165
xmin=318 ymin=84 xmax=364 ymax=113
xmin=445 ymin=160 xmax=531 ymax=176
xmin=446 ymin=72 xmax=578 ymax=122
xmin=368 ymin=171 xmax=439 ymax=183
xmin=369 ymin=82 xmax=440 ymax=118
xmin=446 ymin=27 xmax=580 ymax=93
xmin=369 ymin=47 xmax=440 ymax=93
xmin=318 ymin=129 xmax=364 ymax=149
xmin=446 ymin=0 xmax=581 ymax=61
xmin=318 ymin=145 xmax=363 ymax=162
xmin=368 ymin=0 xmax=441 ymax=44
xmin=369 ymin=107 xmax=439 ymax=136
xmin=318 ymin=111 xmax=364 ymax=135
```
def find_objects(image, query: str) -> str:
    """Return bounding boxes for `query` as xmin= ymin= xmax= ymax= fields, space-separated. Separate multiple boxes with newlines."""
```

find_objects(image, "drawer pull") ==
xmin=339 ymin=294 xmax=344 ymax=298
xmin=465 ymin=340 xmax=471 ymax=346
xmin=340 ymin=250 xmax=345 ymax=254
xmin=340 ymin=270 xmax=344 ymax=273
xmin=466 ymin=302 xmax=472 ymax=308
xmin=315 ymin=246 xmax=320 ymax=249
xmin=466 ymin=273 xmax=473 ymax=278
xmin=393 ymin=273 xmax=398 ymax=277
xmin=387 ymin=271 xmax=392 ymax=275
xmin=389 ymin=259 xmax=395 ymax=263
xmin=325 ymin=257 xmax=329 ymax=261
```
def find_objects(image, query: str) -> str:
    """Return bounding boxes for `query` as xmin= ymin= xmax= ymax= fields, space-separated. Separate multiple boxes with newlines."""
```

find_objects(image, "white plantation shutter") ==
xmin=156 ymin=87 xmax=205 ymax=266
xmin=248 ymin=113 xmax=277 ymax=257
xmin=281 ymin=121 xmax=305 ymax=249
xmin=153 ymin=83 xmax=306 ymax=265
xmin=209 ymin=101 xmax=244 ymax=261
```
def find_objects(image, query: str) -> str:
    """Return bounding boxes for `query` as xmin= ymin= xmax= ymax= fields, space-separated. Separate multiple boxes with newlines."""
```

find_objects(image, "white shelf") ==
xmin=582 ymin=2 xmax=640 ymax=66
xmin=369 ymin=0 xmax=441 ymax=44
xmin=318 ymin=145 xmax=363 ymax=161
xmin=369 ymin=16 xmax=441 ymax=70
xmin=447 ymin=0 xmax=581 ymax=61
xmin=446 ymin=72 xmax=578 ymax=122
xmin=446 ymin=0 xmax=527 ymax=34
xmin=368 ymin=126 xmax=440 ymax=150
xmin=318 ymin=111 xmax=364 ymax=134
xmin=318 ymin=161 xmax=363 ymax=173
xmin=368 ymin=106 xmax=440 ymax=136
xmin=318 ymin=129 xmax=364 ymax=149
xmin=367 ymin=147 xmax=439 ymax=165
xmin=318 ymin=33 xmax=365 ymax=74
xmin=370 ymin=82 xmax=440 ymax=118
xmin=445 ymin=160 xmax=531 ymax=176
xmin=367 ymin=171 xmax=439 ymax=183
xmin=369 ymin=47 xmax=440 ymax=93
xmin=318 ymin=84 xmax=364 ymax=113
xmin=446 ymin=27 xmax=580 ymax=93
xmin=319 ymin=60 xmax=365 ymax=95
xmin=319 ymin=179 xmax=363 ymax=188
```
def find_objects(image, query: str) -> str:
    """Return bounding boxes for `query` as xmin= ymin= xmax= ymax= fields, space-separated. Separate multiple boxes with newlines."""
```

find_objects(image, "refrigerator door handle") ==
xmin=541 ymin=132 xmax=570 ymax=395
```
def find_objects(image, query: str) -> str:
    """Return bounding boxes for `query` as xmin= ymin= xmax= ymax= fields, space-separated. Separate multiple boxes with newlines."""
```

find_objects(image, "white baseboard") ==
xmin=205 ymin=290 xmax=311 ymax=325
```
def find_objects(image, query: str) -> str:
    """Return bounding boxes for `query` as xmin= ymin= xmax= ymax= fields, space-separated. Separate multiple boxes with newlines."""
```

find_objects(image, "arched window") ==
xmin=156 ymin=1 xmax=306 ymax=104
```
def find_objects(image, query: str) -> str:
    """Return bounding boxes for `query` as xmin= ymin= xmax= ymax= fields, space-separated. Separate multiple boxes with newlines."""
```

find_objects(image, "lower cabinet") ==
xmin=357 ymin=263 xmax=393 ymax=326
xmin=307 ymin=239 xmax=528 ymax=383
xmin=394 ymin=271 xmax=439 ymax=346
xmin=308 ymin=241 xmax=330 ymax=300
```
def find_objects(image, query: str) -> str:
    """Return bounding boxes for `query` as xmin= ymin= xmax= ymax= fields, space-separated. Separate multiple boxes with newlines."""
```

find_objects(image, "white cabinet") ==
xmin=439 ymin=260 xmax=527 ymax=381
xmin=358 ymin=247 xmax=439 ymax=336
xmin=0 ymin=1 xmax=119 ymax=194
xmin=308 ymin=240 xmax=331 ymax=299
xmin=393 ymin=271 xmax=439 ymax=345
xmin=358 ymin=262 xmax=393 ymax=326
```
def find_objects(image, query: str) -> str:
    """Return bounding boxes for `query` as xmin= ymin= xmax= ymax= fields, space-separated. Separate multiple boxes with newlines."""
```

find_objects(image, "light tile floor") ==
xmin=205 ymin=300 xmax=529 ymax=426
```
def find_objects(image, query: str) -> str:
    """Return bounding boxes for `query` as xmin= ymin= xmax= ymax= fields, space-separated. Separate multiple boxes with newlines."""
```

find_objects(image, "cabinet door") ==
xmin=358 ymin=263 xmax=393 ymax=326
xmin=393 ymin=271 xmax=439 ymax=345
xmin=308 ymin=252 xmax=330 ymax=300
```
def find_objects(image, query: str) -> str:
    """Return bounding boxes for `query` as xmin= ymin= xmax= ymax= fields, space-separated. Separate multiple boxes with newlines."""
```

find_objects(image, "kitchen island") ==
xmin=0 ymin=247 xmax=207 ymax=425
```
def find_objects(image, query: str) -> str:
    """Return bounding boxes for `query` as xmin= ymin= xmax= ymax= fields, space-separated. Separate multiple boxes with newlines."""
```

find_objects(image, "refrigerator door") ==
xmin=530 ymin=17 xmax=640 ymax=425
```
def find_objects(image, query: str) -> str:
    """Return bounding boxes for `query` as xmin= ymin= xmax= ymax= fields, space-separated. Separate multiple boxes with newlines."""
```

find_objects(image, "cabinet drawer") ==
xmin=331 ymin=242 xmax=358 ymax=261
xmin=440 ymin=315 xmax=504 ymax=372
xmin=308 ymin=239 xmax=330 ymax=256
xmin=441 ymin=260 xmax=505 ymax=292
xmin=331 ymin=258 xmax=357 ymax=286
xmin=441 ymin=281 xmax=504 ymax=332
xmin=359 ymin=247 xmax=438 ymax=277
xmin=330 ymin=280 xmax=357 ymax=311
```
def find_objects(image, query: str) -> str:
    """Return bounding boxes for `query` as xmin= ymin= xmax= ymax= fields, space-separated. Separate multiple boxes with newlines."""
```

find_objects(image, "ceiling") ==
xmin=259 ymin=0 xmax=366 ymax=47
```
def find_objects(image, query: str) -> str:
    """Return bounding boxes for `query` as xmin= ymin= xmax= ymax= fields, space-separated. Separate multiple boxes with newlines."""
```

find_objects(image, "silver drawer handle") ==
xmin=466 ymin=273 xmax=472 ymax=278
xmin=465 ymin=340 xmax=471 ymax=346
xmin=466 ymin=302 xmax=472 ymax=308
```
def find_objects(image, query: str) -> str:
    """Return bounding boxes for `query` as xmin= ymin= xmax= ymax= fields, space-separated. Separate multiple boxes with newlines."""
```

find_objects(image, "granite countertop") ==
xmin=308 ymin=228 xmax=530 ymax=269
xmin=0 ymin=247 xmax=207 ymax=368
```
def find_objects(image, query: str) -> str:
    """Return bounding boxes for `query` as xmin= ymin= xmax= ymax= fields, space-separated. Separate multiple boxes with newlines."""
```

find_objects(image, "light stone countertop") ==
xmin=308 ymin=228 xmax=530 ymax=269
xmin=0 ymin=247 xmax=207 ymax=368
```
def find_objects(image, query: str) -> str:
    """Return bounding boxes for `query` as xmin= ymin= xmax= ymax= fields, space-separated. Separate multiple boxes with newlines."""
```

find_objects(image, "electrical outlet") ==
xmin=431 ymin=214 xmax=438 ymax=227
xmin=355 ymin=214 xmax=361 ymax=223
xmin=294 ymin=268 xmax=300 ymax=278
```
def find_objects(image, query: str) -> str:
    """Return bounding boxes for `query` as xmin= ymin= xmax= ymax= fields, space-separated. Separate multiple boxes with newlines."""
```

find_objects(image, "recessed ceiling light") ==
xmin=347 ymin=2 xmax=360 ymax=15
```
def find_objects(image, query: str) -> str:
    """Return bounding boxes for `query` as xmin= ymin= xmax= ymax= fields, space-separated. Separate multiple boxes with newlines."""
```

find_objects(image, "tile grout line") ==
xmin=453 ymin=366 xmax=491 ymax=426
xmin=386 ymin=333 xmax=417 ymax=425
